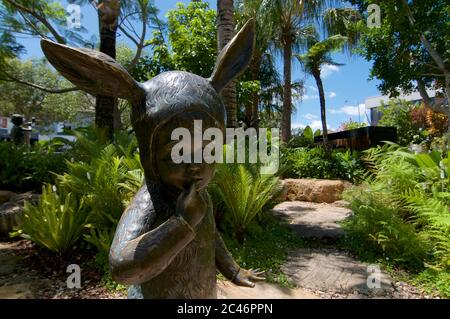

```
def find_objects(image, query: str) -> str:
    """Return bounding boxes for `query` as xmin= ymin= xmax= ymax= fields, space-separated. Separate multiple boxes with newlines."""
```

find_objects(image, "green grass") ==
xmin=221 ymin=212 xmax=305 ymax=288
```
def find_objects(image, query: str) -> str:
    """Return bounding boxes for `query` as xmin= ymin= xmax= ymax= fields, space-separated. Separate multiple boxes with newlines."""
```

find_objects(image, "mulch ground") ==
xmin=0 ymin=238 xmax=125 ymax=299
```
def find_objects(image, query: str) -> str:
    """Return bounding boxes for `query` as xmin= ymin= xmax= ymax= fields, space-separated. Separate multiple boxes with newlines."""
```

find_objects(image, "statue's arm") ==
xmin=215 ymin=229 xmax=240 ymax=281
xmin=109 ymin=186 xmax=195 ymax=285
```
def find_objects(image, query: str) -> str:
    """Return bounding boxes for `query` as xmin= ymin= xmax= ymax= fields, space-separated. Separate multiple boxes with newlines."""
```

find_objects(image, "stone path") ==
xmin=0 ymin=200 xmax=430 ymax=299
xmin=270 ymin=201 xmax=427 ymax=299
xmin=272 ymin=201 xmax=351 ymax=242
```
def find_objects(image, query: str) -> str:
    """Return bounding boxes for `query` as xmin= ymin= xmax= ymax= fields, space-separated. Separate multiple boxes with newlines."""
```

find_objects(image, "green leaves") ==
xmin=20 ymin=184 xmax=89 ymax=254
xmin=209 ymin=162 xmax=282 ymax=242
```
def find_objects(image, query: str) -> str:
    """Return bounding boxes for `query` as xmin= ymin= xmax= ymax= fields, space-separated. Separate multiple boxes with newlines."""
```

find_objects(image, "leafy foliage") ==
xmin=18 ymin=184 xmax=89 ymax=254
xmin=0 ymin=140 xmax=67 ymax=191
xmin=378 ymin=99 xmax=422 ymax=146
xmin=133 ymin=1 xmax=217 ymax=80
xmin=281 ymin=147 xmax=367 ymax=183
xmin=17 ymin=128 xmax=144 ymax=265
xmin=339 ymin=119 xmax=368 ymax=131
xmin=342 ymin=144 xmax=450 ymax=274
xmin=209 ymin=160 xmax=283 ymax=243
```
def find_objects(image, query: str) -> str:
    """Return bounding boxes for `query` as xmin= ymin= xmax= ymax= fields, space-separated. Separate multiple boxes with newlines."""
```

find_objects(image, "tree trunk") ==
xmin=245 ymin=56 xmax=261 ymax=129
xmin=217 ymin=0 xmax=237 ymax=128
xmin=95 ymin=26 xmax=117 ymax=139
xmin=281 ymin=39 xmax=292 ymax=143
xmin=95 ymin=0 xmax=120 ymax=138
xmin=416 ymin=79 xmax=431 ymax=107
xmin=313 ymin=71 xmax=329 ymax=148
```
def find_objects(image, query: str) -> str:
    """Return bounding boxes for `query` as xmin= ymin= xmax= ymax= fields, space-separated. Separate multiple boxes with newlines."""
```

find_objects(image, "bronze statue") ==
xmin=41 ymin=19 xmax=264 ymax=299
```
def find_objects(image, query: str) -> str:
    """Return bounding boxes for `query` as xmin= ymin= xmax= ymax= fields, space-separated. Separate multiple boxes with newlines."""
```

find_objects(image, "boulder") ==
xmin=281 ymin=179 xmax=352 ymax=203
xmin=0 ymin=191 xmax=16 ymax=204
xmin=0 ymin=192 xmax=40 ymax=237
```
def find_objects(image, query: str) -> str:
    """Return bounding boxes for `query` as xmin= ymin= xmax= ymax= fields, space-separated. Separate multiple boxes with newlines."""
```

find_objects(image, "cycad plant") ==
xmin=209 ymin=161 xmax=283 ymax=243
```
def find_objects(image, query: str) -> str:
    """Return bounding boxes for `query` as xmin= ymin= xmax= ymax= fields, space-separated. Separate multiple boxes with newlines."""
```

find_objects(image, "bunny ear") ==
xmin=41 ymin=39 xmax=145 ymax=102
xmin=209 ymin=19 xmax=256 ymax=93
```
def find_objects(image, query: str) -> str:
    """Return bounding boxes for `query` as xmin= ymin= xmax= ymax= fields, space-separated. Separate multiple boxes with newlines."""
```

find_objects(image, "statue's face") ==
xmin=155 ymin=113 xmax=216 ymax=193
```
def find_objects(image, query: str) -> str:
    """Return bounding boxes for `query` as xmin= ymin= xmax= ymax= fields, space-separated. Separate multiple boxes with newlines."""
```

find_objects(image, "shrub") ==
xmin=342 ymin=144 xmax=450 ymax=271
xmin=209 ymin=162 xmax=283 ymax=243
xmin=287 ymin=126 xmax=320 ymax=148
xmin=0 ymin=140 xmax=67 ymax=191
xmin=338 ymin=119 xmax=368 ymax=131
xmin=378 ymin=99 xmax=421 ymax=146
xmin=17 ymin=128 xmax=144 ymax=265
xmin=280 ymin=147 xmax=366 ymax=183
xmin=18 ymin=184 xmax=89 ymax=254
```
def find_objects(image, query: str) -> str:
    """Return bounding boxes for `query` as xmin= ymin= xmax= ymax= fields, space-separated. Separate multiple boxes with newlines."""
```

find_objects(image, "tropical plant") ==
xmin=209 ymin=162 xmax=283 ymax=243
xmin=378 ymin=99 xmax=422 ymax=146
xmin=295 ymin=34 xmax=347 ymax=147
xmin=281 ymin=146 xmax=366 ymax=183
xmin=339 ymin=118 xmax=368 ymax=131
xmin=18 ymin=184 xmax=89 ymax=254
xmin=343 ymin=144 xmax=450 ymax=273
xmin=217 ymin=0 xmax=237 ymax=127
xmin=0 ymin=140 xmax=68 ymax=191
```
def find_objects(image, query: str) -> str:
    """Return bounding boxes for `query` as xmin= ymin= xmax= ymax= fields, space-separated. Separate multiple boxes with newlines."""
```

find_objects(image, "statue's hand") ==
xmin=232 ymin=268 xmax=265 ymax=288
xmin=176 ymin=182 xmax=207 ymax=228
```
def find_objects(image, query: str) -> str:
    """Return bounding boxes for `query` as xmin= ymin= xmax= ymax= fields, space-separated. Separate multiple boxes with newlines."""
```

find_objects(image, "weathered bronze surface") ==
xmin=41 ymin=20 xmax=264 ymax=298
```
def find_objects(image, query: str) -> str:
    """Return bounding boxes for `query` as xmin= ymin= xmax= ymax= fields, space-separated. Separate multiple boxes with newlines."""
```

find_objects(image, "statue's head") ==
xmin=41 ymin=20 xmax=255 ymax=192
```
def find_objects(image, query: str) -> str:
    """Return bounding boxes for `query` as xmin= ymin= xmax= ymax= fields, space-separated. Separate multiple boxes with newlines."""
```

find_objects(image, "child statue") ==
xmin=41 ymin=20 xmax=264 ymax=298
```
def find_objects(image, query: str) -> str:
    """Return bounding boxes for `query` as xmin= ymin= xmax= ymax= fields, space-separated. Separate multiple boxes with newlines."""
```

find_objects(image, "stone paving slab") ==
xmin=271 ymin=201 xmax=352 ymax=241
xmin=217 ymin=280 xmax=318 ymax=299
xmin=281 ymin=248 xmax=394 ymax=297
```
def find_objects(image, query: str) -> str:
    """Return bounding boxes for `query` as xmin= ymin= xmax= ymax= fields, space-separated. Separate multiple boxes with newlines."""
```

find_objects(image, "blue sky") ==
xmin=16 ymin=0 xmax=382 ymax=131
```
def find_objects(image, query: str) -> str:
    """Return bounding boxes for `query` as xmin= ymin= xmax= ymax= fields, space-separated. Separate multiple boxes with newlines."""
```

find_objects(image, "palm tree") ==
xmin=217 ymin=0 xmax=237 ymax=127
xmin=235 ymin=0 xmax=275 ymax=129
xmin=266 ymin=0 xmax=341 ymax=143
xmin=296 ymin=34 xmax=347 ymax=147
xmin=94 ymin=0 xmax=121 ymax=138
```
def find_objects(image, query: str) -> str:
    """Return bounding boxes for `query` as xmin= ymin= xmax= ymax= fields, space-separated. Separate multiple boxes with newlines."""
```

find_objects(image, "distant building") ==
xmin=365 ymin=89 xmax=448 ymax=125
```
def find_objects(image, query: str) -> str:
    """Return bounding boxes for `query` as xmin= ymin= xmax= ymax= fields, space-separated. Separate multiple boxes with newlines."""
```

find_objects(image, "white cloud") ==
xmin=321 ymin=64 xmax=340 ymax=78
xmin=308 ymin=85 xmax=318 ymax=92
xmin=330 ymin=104 xmax=366 ymax=116
xmin=292 ymin=122 xmax=306 ymax=129
xmin=309 ymin=120 xmax=323 ymax=131
xmin=292 ymin=121 xmax=335 ymax=132
xmin=303 ymin=113 xmax=318 ymax=120
xmin=303 ymin=94 xmax=319 ymax=100
xmin=328 ymin=91 xmax=337 ymax=98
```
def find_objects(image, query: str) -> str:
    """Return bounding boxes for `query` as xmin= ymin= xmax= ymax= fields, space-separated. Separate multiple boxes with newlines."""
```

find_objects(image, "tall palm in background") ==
xmin=296 ymin=34 xmax=347 ymax=147
xmin=267 ymin=1 xmax=360 ymax=143
xmin=217 ymin=0 xmax=237 ymax=127
xmin=235 ymin=0 xmax=274 ymax=129
xmin=93 ymin=0 xmax=120 ymax=138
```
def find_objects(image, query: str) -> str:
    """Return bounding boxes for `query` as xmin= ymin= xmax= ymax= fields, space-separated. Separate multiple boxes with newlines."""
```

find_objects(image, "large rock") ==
xmin=0 ymin=191 xmax=16 ymax=204
xmin=0 ymin=192 xmax=40 ymax=236
xmin=281 ymin=179 xmax=352 ymax=203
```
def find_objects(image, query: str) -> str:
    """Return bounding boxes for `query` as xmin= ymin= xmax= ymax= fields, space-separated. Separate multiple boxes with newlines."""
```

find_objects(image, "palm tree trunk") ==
xmin=281 ymin=38 xmax=292 ymax=143
xmin=245 ymin=56 xmax=261 ymax=129
xmin=95 ymin=1 xmax=120 ymax=139
xmin=217 ymin=0 xmax=237 ymax=128
xmin=313 ymin=71 xmax=329 ymax=147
